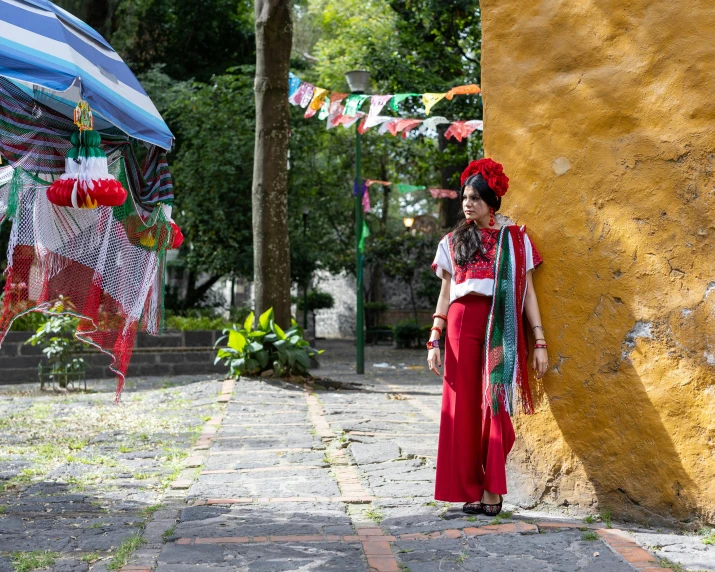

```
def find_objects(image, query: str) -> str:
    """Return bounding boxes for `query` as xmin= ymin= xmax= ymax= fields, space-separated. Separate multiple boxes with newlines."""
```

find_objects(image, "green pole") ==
xmin=355 ymin=122 xmax=364 ymax=375
xmin=303 ymin=212 xmax=308 ymax=330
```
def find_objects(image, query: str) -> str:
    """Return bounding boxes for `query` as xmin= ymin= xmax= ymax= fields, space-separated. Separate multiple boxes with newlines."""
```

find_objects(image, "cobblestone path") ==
xmin=2 ymin=341 xmax=713 ymax=571
xmin=149 ymin=341 xmax=683 ymax=572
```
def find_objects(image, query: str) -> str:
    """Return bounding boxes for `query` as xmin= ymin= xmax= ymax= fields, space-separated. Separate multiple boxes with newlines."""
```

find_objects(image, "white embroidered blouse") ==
xmin=432 ymin=226 xmax=543 ymax=303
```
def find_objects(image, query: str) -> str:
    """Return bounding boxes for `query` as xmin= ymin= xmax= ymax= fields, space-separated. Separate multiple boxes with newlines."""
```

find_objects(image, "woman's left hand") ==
xmin=533 ymin=348 xmax=548 ymax=379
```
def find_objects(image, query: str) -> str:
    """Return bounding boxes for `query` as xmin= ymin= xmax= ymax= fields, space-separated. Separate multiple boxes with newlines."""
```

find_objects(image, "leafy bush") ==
xmin=393 ymin=321 xmax=431 ymax=349
xmin=165 ymin=315 xmax=228 ymax=331
xmin=215 ymin=308 xmax=322 ymax=378
xmin=26 ymin=299 xmax=86 ymax=388
xmin=9 ymin=310 xmax=47 ymax=332
xmin=164 ymin=306 xmax=251 ymax=331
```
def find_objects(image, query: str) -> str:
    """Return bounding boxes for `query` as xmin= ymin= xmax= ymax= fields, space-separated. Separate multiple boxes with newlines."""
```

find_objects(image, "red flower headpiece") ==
xmin=460 ymin=158 xmax=509 ymax=197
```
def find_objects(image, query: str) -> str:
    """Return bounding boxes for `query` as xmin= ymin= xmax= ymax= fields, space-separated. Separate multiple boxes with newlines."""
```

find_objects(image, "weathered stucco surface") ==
xmin=481 ymin=1 xmax=715 ymax=525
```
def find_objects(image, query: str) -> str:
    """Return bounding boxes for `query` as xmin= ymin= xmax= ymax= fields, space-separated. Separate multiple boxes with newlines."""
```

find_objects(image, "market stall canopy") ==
xmin=0 ymin=0 xmax=174 ymax=149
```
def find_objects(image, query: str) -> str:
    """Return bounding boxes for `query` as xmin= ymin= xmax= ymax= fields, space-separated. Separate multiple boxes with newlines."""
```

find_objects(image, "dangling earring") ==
xmin=489 ymin=207 xmax=495 ymax=227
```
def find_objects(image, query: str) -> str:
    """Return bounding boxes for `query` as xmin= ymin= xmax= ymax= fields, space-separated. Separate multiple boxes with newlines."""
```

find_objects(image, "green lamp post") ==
xmin=345 ymin=69 xmax=370 ymax=375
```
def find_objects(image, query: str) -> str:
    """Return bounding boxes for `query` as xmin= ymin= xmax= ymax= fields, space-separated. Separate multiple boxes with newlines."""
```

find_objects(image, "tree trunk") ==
xmin=253 ymin=0 xmax=293 ymax=328
xmin=438 ymin=127 xmax=468 ymax=229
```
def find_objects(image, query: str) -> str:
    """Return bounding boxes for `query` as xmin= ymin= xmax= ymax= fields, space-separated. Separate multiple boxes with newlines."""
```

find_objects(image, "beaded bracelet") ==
xmin=430 ymin=326 xmax=443 ymax=337
xmin=426 ymin=339 xmax=440 ymax=350
xmin=432 ymin=313 xmax=448 ymax=322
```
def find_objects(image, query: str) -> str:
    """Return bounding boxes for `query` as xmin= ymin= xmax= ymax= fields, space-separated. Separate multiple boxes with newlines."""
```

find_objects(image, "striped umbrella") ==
xmin=0 ymin=0 xmax=173 ymax=150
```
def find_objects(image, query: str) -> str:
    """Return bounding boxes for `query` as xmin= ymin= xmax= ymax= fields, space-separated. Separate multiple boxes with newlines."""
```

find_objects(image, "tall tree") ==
xmin=253 ymin=0 xmax=293 ymax=327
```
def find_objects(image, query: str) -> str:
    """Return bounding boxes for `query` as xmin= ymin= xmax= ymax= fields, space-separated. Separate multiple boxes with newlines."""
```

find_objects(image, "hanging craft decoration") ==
xmin=288 ymin=72 xmax=483 ymax=141
xmin=46 ymin=101 xmax=128 ymax=209
xmin=344 ymin=94 xmax=370 ymax=117
xmin=429 ymin=188 xmax=459 ymax=199
xmin=389 ymin=93 xmax=420 ymax=112
xmin=445 ymin=84 xmax=481 ymax=100
xmin=422 ymin=93 xmax=447 ymax=115
xmin=305 ymin=87 xmax=329 ymax=118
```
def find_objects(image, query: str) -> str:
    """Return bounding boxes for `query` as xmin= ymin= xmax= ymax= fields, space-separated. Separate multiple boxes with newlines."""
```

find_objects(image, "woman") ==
xmin=428 ymin=158 xmax=548 ymax=516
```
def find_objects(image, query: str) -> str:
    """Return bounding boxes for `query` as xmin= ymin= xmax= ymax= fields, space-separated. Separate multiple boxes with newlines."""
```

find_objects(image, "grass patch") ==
xmin=500 ymin=510 xmax=513 ymax=519
xmin=140 ymin=503 xmax=165 ymax=518
xmin=583 ymin=515 xmax=595 ymax=524
xmin=465 ymin=516 xmax=477 ymax=522
xmin=106 ymin=534 xmax=145 ymax=571
xmin=0 ymin=505 xmax=6 ymax=514
xmin=455 ymin=551 xmax=469 ymax=563
xmin=80 ymin=552 xmax=102 ymax=564
xmin=162 ymin=524 xmax=177 ymax=542
xmin=600 ymin=507 xmax=612 ymax=529
xmin=364 ymin=507 xmax=384 ymax=524
xmin=656 ymin=556 xmax=687 ymax=572
xmin=422 ymin=500 xmax=437 ymax=507
xmin=490 ymin=516 xmax=504 ymax=525
xmin=11 ymin=550 xmax=59 ymax=572
xmin=581 ymin=531 xmax=600 ymax=541
xmin=133 ymin=472 xmax=154 ymax=480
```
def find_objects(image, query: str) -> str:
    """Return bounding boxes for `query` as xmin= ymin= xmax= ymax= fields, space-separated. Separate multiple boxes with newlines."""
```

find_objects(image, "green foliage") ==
xmin=4 ymin=307 xmax=46 ymax=332
xmin=581 ymin=531 xmax=600 ymax=541
xmin=106 ymin=534 xmax=146 ymax=571
xmin=142 ymin=66 xmax=256 ymax=282
xmin=393 ymin=321 xmax=429 ymax=349
xmin=26 ymin=302 xmax=86 ymax=388
xmin=215 ymin=309 xmax=323 ymax=378
xmin=297 ymin=290 xmax=335 ymax=313
xmin=10 ymin=550 xmax=59 ymax=572
xmin=583 ymin=515 xmax=595 ymax=524
xmin=111 ymin=0 xmax=255 ymax=81
xmin=600 ymin=507 xmax=613 ymax=529
xmin=165 ymin=315 xmax=228 ymax=331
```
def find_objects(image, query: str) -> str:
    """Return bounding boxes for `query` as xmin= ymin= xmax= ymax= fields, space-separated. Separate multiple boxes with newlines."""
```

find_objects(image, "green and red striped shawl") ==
xmin=483 ymin=225 xmax=535 ymax=417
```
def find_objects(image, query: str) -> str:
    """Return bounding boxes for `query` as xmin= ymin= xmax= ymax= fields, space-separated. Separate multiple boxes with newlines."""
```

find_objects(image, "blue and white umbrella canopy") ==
xmin=0 ymin=0 xmax=173 ymax=149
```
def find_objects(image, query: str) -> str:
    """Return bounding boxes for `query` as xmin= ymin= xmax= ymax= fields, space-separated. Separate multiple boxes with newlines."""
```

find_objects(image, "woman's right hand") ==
xmin=427 ymin=347 xmax=442 ymax=376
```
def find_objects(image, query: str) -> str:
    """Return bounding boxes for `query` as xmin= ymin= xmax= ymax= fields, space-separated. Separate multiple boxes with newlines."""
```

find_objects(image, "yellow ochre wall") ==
xmin=481 ymin=1 xmax=715 ymax=525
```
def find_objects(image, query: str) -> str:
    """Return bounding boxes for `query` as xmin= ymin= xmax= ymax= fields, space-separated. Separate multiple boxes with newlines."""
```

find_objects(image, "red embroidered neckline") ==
xmin=448 ymin=230 xmax=500 ymax=284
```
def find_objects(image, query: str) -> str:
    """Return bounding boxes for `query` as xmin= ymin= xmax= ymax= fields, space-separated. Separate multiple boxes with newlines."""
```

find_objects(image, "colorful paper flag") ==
xmin=444 ymin=120 xmax=482 ymax=142
xmin=362 ymin=185 xmax=371 ymax=213
xmin=421 ymin=116 xmax=450 ymax=132
xmin=288 ymin=72 xmax=302 ymax=98
xmin=367 ymin=95 xmax=392 ymax=117
xmin=429 ymin=188 xmax=459 ymax=199
xmin=358 ymin=220 xmax=370 ymax=252
xmin=304 ymin=87 xmax=329 ymax=118
xmin=445 ymin=84 xmax=481 ymax=100
xmin=389 ymin=93 xmax=420 ymax=111
xmin=395 ymin=184 xmax=427 ymax=194
xmin=344 ymin=94 xmax=370 ymax=117
xmin=422 ymin=93 xmax=446 ymax=115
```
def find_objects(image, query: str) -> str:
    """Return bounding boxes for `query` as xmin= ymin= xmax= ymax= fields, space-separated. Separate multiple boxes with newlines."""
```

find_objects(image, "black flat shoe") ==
xmin=462 ymin=502 xmax=483 ymax=514
xmin=481 ymin=495 xmax=503 ymax=517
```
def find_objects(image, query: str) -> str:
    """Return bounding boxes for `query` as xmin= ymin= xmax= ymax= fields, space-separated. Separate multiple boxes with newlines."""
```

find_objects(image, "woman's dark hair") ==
xmin=451 ymin=174 xmax=502 ymax=266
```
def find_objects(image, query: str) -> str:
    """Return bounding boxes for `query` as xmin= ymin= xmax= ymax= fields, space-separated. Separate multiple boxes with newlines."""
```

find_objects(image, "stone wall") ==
xmin=481 ymin=0 xmax=715 ymax=524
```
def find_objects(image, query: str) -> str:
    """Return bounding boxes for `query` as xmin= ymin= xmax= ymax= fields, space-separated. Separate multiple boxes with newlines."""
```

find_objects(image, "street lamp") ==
xmin=346 ymin=69 xmax=370 ymax=375
xmin=403 ymin=217 xmax=415 ymax=230
xmin=302 ymin=207 xmax=309 ymax=330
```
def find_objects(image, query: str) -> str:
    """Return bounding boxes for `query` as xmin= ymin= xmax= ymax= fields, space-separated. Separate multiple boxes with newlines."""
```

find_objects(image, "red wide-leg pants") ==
xmin=434 ymin=295 xmax=516 ymax=502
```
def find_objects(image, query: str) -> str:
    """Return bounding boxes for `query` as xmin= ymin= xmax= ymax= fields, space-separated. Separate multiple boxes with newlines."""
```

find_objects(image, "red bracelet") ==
xmin=426 ymin=339 xmax=440 ymax=350
xmin=432 ymin=313 xmax=447 ymax=322
xmin=535 ymin=344 xmax=548 ymax=349
xmin=430 ymin=326 xmax=443 ymax=337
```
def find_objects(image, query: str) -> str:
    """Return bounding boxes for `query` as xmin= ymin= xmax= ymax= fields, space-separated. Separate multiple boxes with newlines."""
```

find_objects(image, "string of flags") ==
xmin=359 ymin=179 xmax=459 ymax=214
xmin=289 ymin=73 xmax=483 ymax=142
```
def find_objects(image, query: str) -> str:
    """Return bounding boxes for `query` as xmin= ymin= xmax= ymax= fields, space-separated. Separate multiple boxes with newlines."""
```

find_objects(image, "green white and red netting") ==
xmin=0 ymin=78 xmax=175 ymax=401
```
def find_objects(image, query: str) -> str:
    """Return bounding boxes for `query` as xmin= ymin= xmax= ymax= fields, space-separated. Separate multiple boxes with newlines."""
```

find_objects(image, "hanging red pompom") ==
xmin=170 ymin=221 xmax=184 ymax=249
xmin=47 ymin=103 xmax=128 ymax=209
xmin=460 ymin=158 xmax=510 ymax=197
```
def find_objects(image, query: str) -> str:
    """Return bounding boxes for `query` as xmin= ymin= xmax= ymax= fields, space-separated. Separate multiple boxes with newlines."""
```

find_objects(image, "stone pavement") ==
xmin=144 ymin=340 xmax=714 ymax=572
xmin=2 ymin=340 xmax=714 ymax=571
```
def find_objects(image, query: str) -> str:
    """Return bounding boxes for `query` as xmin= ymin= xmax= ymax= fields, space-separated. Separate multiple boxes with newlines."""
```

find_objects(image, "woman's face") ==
xmin=462 ymin=186 xmax=489 ymax=222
